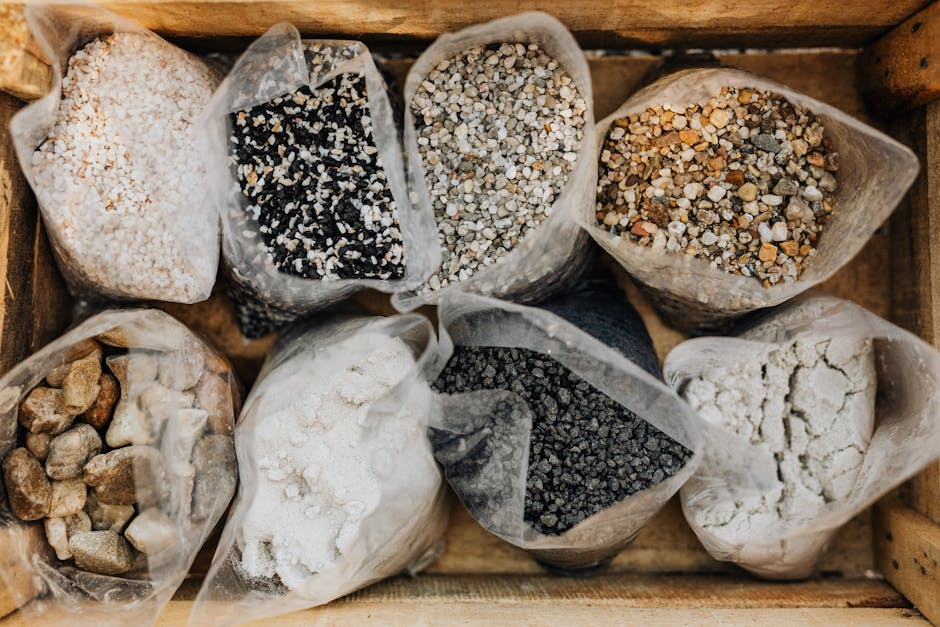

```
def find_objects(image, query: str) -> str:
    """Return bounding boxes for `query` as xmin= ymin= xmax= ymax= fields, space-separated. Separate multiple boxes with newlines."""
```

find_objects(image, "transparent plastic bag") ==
xmin=191 ymin=314 xmax=449 ymax=625
xmin=202 ymin=23 xmax=436 ymax=338
xmin=393 ymin=12 xmax=596 ymax=311
xmin=9 ymin=1 xmax=219 ymax=304
xmin=430 ymin=285 xmax=703 ymax=571
xmin=664 ymin=295 xmax=940 ymax=578
xmin=585 ymin=67 xmax=919 ymax=331
xmin=0 ymin=308 xmax=239 ymax=624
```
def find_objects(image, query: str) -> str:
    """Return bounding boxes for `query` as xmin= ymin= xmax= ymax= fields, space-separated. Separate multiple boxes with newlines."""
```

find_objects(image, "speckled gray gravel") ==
xmin=432 ymin=345 xmax=692 ymax=535
xmin=411 ymin=42 xmax=587 ymax=292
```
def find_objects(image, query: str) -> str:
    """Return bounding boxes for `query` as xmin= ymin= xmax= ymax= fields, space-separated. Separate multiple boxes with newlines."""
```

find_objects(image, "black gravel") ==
xmin=432 ymin=345 xmax=693 ymax=536
xmin=228 ymin=67 xmax=405 ymax=282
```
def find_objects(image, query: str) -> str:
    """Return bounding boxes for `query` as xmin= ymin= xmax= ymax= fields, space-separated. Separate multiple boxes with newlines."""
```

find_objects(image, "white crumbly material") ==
xmin=30 ymin=33 xmax=217 ymax=302
xmin=237 ymin=333 xmax=427 ymax=590
xmin=682 ymin=335 xmax=875 ymax=565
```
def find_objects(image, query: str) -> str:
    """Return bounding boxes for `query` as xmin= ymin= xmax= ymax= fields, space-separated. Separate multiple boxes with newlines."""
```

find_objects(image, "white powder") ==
xmin=30 ymin=33 xmax=217 ymax=302
xmin=681 ymin=335 xmax=875 ymax=567
xmin=237 ymin=332 xmax=431 ymax=590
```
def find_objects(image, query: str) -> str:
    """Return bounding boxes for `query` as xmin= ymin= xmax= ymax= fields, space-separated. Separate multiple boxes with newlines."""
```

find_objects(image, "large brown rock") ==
xmin=46 ymin=340 xmax=102 ymax=388
xmin=0 ymin=524 xmax=54 ymax=617
xmin=82 ymin=374 xmax=118 ymax=430
xmin=2 ymin=448 xmax=50 ymax=521
xmin=18 ymin=388 xmax=75 ymax=435
xmin=69 ymin=531 xmax=134 ymax=575
xmin=83 ymin=445 xmax=164 ymax=506
xmin=59 ymin=354 xmax=102 ymax=416
xmin=46 ymin=424 xmax=102 ymax=480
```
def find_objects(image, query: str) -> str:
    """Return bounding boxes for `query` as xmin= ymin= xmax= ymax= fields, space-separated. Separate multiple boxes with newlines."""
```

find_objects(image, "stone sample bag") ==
xmin=665 ymin=296 xmax=940 ymax=578
xmin=204 ymin=23 xmax=436 ymax=337
xmin=429 ymin=282 xmax=702 ymax=571
xmin=585 ymin=67 xmax=918 ymax=331
xmin=10 ymin=2 xmax=219 ymax=303
xmin=0 ymin=309 xmax=239 ymax=624
xmin=191 ymin=314 xmax=449 ymax=625
xmin=394 ymin=12 xmax=596 ymax=310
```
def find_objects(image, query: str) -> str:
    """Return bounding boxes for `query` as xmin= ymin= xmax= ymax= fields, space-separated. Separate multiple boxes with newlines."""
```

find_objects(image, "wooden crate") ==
xmin=0 ymin=1 xmax=939 ymax=624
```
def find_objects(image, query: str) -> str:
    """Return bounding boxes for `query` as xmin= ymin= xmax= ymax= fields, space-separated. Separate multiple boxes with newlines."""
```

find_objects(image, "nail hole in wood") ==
xmin=913 ymin=21 xmax=923 ymax=32
xmin=921 ymin=56 xmax=929 ymax=69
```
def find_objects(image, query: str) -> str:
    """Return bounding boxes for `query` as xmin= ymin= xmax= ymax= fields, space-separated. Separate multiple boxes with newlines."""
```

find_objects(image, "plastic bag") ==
xmin=429 ymin=282 xmax=703 ymax=571
xmin=584 ymin=67 xmax=919 ymax=331
xmin=202 ymin=23 xmax=435 ymax=338
xmin=664 ymin=295 xmax=940 ymax=578
xmin=393 ymin=12 xmax=596 ymax=310
xmin=191 ymin=313 xmax=449 ymax=625
xmin=0 ymin=308 xmax=239 ymax=624
xmin=9 ymin=1 xmax=219 ymax=304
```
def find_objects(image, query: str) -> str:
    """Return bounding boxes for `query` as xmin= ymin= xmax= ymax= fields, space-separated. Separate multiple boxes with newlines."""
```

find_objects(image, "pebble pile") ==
xmin=433 ymin=346 xmax=692 ymax=535
xmin=411 ymin=42 xmax=587 ymax=291
xmin=2 ymin=337 xmax=236 ymax=576
xmin=230 ymin=43 xmax=405 ymax=282
xmin=31 ymin=33 xmax=217 ymax=301
xmin=596 ymin=86 xmax=839 ymax=286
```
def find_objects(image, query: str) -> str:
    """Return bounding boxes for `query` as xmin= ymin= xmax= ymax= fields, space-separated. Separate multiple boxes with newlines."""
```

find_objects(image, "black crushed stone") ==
xmin=432 ymin=345 xmax=692 ymax=536
xmin=229 ymin=70 xmax=405 ymax=282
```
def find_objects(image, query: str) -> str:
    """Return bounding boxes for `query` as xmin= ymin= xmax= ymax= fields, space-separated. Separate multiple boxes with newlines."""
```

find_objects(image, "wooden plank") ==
xmin=875 ymin=501 xmax=940 ymax=625
xmin=0 ymin=575 xmax=911 ymax=625
xmin=887 ymin=101 xmax=940 ymax=528
xmin=1 ymin=0 xmax=931 ymax=46
xmin=863 ymin=0 xmax=940 ymax=111
xmin=147 ymin=575 xmax=920 ymax=625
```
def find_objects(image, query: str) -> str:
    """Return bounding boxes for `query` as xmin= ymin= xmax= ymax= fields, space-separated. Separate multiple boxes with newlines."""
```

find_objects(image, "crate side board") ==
xmin=863 ymin=0 xmax=940 ymax=111
xmin=875 ymin=502 xmax=940 ymax=625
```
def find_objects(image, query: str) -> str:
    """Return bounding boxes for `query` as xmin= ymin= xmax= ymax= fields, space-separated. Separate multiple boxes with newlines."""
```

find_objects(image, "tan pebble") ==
xmin=85 ymin=490 xmax=135 ymax=532
xmin=613 ymin=118 xmax=629 ymax=128
xmin=65 ymin=339 xmax=102 ymax=363
xmin=158 ymin=351 xmax=205 ymax=390
xmin=758 ymin=242 xmax=779 ymax=262
xmin=82 ymin=374 xmax=119 ymax=430
xmin=125 ymin=508 xmax=177 ymax=555
xmin=44 ymin=517 xmax=71 ymax=560
xmin=780 ymin=240 xmax=799 ymax=257
xmin=651 ymin=130 xmax=679 ymax=148
xmin=46 ymin=424 xmax=102 ymax=480
xmin=19 ymin=387 xmax=75 ymax=435
xmin=25 ymin=432 xmax=51 ymax=462
xmin=60 ymin=354 xmax=102 ymax=416
xmin=737 ymin=182 xmax=759 ymax=202
xmin=708 ymin=108 xmax=731 ymax=129
xmin=602 ymin=212 xmax=619 ymax=226
xmin=192 ymin=435 xmax=237 ymax=521
xmin=738 ymin=89 xmax=755 ymax=104
xmin=105 ymin=355 xmax=129 ymax=399
xmin=84 ymin=445 xmax=165 ymax=506
xmin=799 ymin=243 xmax=813 ymax=256
xmin=48 ymin=477 xmax=87 ymax=517
xmin=96 ymin=328 xmax=131 ymax=348
xmin=2 ymin=448 xmax=51 ymax=520
xmin=707 ymin=156 xmax=725 ymax=171
xmin=678 ymin=129 xmax=699 ymax=145
xmin=69 ymin=531 xmax=134 ymax=576
xmin=45 ymin=363 xmax=72 ymax=388
xmin=106 ymin=400 xmax=152 ymax=448
xmin=693 ymin=142 xmax=709 ymax=152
